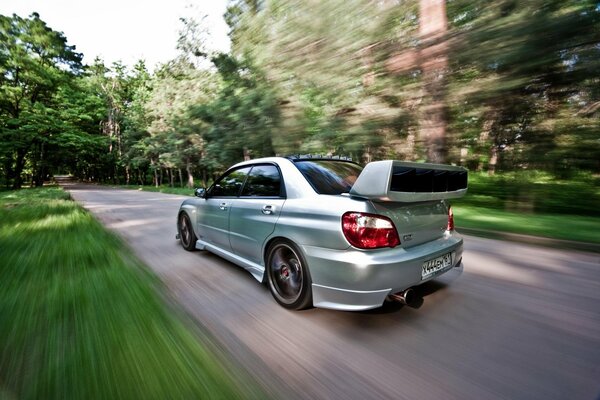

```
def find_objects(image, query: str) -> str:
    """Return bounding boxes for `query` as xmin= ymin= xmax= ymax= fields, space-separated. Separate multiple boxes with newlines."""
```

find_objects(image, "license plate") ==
xmin=422 ymin=253 xmax=452 ymax=279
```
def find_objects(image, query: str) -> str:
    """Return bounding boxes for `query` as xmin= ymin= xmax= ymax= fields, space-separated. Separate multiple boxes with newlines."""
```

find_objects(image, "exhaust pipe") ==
xmin=387 ymin=288 xmax=415 ymax=305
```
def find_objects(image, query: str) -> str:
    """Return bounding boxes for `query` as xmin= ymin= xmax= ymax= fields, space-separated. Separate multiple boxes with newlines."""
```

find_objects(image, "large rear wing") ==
xmin=349 ymin=160 xmax=468 ymax=202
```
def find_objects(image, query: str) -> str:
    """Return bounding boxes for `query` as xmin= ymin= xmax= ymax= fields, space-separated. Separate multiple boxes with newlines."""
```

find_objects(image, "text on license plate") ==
xmin=422 ymin=253 xmax=452 ymax=279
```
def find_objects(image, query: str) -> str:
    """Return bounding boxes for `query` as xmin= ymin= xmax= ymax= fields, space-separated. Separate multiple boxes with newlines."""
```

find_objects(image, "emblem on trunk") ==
xmin=403 ymin=234 xmax=413 ymax=241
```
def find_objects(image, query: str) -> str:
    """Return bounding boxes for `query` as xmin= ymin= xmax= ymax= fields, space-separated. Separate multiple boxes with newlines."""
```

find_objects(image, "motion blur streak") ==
xmin=68 ymin=184 xmax=600 ymax=400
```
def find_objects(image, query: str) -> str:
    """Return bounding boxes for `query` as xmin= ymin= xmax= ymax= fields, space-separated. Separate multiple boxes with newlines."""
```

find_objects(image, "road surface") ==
xmin=66 ymin=183 xmax=600 ymax=400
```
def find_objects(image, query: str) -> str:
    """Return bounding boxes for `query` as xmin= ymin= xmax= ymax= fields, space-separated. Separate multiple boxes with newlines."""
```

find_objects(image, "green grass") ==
xmin=454 ymin=205 xmax=600 ymax=244
xmin=0 ymin=187 xmax=260 ymax=400
xmin=457 ymin=170 xmax=600 ymax=216
xmin=451 ymin=170 xmax=600 ymax=244
xmin=111 ymin=184 xmax=196 ymax=197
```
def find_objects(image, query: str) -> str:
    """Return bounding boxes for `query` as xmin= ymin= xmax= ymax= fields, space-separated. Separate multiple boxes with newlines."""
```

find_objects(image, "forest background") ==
xmin=1 ymin=0 xmax=599 ymax=218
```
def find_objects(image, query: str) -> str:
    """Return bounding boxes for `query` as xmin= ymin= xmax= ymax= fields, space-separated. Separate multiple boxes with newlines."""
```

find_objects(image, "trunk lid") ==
xmin=370 ymin=200 xmax=448 ymax=248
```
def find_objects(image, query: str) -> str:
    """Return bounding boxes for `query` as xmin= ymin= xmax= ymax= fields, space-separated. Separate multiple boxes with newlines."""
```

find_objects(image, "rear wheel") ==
xmin=266 ymin=240 xmax=312 ymax=310
xmin=178 ymin=213 xmax=197 ymax=251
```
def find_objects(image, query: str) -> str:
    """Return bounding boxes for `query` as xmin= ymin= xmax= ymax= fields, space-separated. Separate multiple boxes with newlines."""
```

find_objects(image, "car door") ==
xmin=197 ymin=166 xmax=251 ymax=252
xmin=229 ymin=164 xmax=286 ymax=265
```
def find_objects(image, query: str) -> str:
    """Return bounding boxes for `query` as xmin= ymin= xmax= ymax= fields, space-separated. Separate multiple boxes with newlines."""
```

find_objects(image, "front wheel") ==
xmin=266 ymin=240 xmax=312 ymax=310
xmin=178 ymin=213 xmax=197 ymax=251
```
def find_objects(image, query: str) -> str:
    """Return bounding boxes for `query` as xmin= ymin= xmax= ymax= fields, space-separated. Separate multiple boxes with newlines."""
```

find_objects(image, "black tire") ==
xmin=266 ymin=240 xmax=312 ymax=310
xmin=178 ymin=212 xmax=197 ymax=251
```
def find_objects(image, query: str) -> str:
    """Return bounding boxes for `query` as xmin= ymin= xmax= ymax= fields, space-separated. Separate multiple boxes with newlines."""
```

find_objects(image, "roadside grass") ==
xmin=452 ymin=171 xmax=600 ymax=244
xmin=110 ymin=184 xmax=196 ymax=197
xmin=459 ymin=171 xmax=600 ymax=216
xmin=453 ymin=205 xmax=600 ymax=244
xmin=0 ymin=186 xmax=258 ymax=400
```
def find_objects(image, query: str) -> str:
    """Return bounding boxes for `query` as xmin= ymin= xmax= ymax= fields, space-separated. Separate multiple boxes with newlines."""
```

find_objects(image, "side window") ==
xmin=241 ymin=165 xmax=282 ymax=197
xmin=210 ymin=167 xmax=251 ymax=197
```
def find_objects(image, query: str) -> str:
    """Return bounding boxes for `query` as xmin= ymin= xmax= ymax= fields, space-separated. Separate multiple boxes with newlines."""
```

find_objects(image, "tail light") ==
xmin=342 ymin=212 xmax=400 ymax=249
xmin=447 ymin=206 xmax=455 ymax=231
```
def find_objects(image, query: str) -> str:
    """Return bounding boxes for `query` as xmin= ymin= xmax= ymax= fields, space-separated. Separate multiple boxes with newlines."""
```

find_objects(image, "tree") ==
xmin=225 ymin=0 xmax=426 ymax=161
xmin=2 ymin=3 xmax=596 ymax=192
xmin=417 ymin=0 xmax=448 ymax=163
xmin=120 ymin=60 xmax=153 ymax=184
xmin=52 ymin=76 xmax=111 ymax=182
xmin=87 ymin=58 xmax=133 ymax=182
xmin=189 ymin=54 xmax=279 ymax=173
xmin=141 ymin=58 xmax=217 ymax=187
xmin=447 ymin=0 xmax=600 ymax=174
xmin=0 ymin=13 xmax=83 ymax=188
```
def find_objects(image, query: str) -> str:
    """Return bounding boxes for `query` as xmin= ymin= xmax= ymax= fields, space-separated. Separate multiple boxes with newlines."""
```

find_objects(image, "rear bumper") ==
xmin=303 ymin=232 xmax=463 ymax=311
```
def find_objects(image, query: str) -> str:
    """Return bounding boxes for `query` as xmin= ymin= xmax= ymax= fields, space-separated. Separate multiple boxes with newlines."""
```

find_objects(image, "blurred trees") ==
xmin=0 ymin=3 xmax=598 ymax=213
xmin=226 ymin=0 xmax=599 ymax=173
xmin=447 ymin=0 xmax=600 ymax=176
xmin=189 ymin=53 xmax=279 ymax=173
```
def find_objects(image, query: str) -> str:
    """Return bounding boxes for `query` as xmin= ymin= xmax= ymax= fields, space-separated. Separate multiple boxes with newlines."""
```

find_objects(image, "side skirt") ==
xmin=195 ymin=239 xmax=265 ymax=282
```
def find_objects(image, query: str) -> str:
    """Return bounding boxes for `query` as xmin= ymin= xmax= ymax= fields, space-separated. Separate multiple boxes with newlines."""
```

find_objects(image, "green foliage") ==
xmin=190 ymin=53 xmax=279 ymax=171
xmin=447 ymin=0 xmax=600 ymax=173
xmin=0 ymin=187 xmax=256 ymax=399
xmin=0 ymin=13 xmax=83 ymax=188
xmin=226 ymin=0 xmax=421 ymax=160
xmin=1 ymin=6 xmax=598 ymax=214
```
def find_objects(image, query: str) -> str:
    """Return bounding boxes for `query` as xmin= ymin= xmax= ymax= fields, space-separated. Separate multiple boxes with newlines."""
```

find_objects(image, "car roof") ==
xmin=230 ymin=156 xmax=291 ymax=169
xmin=231 ymin=155 xmax=358 ymax=169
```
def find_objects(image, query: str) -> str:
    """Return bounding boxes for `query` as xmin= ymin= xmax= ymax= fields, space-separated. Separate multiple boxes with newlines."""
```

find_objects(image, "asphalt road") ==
xmin=66 ymin=183 xmax=600 ymax=400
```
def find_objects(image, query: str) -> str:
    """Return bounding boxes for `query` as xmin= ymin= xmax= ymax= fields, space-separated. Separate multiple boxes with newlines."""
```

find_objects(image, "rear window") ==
xmin=294 ymin=160 xmax=363 ymax=195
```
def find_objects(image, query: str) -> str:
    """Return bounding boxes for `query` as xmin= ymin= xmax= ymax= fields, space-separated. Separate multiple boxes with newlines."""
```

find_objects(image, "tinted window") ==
xmin=294 ymin=160 xmax=363 ymax=195
xmin=241 ymin=165 xmax=282 ymax=197
xmin=210 ymin=167 xmax=251 ymax=196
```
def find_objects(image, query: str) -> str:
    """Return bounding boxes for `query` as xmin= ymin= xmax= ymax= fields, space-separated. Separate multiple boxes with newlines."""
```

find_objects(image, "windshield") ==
xmin=294 ymin=160 xmax=363 ymax=195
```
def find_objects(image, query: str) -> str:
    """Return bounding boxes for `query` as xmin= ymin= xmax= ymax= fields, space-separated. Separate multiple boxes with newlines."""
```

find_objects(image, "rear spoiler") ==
xmin=349 ymin=160 xmax=468 ymax=202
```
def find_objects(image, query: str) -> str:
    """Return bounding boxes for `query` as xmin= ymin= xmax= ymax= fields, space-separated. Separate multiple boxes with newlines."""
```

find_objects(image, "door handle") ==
xmin=219 ymin=202 xmax=228 ymax=211
xmin=262 ymin=205 xmax=275 ymax=215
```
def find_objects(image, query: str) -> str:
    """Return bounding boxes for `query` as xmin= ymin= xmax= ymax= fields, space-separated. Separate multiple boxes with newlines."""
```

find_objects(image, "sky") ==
xmin=0 ymin=0 xmax=231 ymax=70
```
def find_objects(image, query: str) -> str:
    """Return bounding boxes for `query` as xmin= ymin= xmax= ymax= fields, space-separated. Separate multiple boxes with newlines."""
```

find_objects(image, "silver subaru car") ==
xmin=177 ymin=156 xmax=467 ymax=311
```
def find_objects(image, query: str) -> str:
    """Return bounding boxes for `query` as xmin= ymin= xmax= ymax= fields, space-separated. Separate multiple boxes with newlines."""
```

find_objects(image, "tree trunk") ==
xmin=488 ymin=145 xmax=498 ymax=175
xmin=478 ymin=111 xmax=497 ymax=172
xmin=125 ymin=165 xmax=130 ymax=185
xmin=34 ymin=141 xmax=46 ymax=187
xmin=12 ymin=150 xmax=27 ymax=190
xmin=186 ymin=160 xmax=194 ymax=188
xmin=4 ymin=157 xmax=13 ymax=189
xmin=418 ymin=0 xmax=448 ymax=163
xmin=386 ymin=0 xmax=449 ymax=163
xmin=30 ymin=142 xmax=38 ymax=187
xmin=178 ymin=168 xmax=183 ymax=188
xmin=151 ymin=159 xmax=159 ymax=187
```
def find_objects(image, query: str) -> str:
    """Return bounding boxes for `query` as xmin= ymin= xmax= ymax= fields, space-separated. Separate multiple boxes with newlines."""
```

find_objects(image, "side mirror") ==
xmin=194 ymin=188 xmax=207 ymax=198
